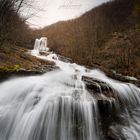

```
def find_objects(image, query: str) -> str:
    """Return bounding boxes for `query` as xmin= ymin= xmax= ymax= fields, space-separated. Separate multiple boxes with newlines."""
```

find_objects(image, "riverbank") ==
xmin=0 ymin=43 xmax=54 ymax=81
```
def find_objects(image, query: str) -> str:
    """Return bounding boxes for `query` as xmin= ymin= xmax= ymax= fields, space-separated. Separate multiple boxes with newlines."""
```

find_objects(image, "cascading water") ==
xmin=33 ymin=37 xmax=49 ymax=54
xmin=0 ymin=37 xmax=140 ymax=140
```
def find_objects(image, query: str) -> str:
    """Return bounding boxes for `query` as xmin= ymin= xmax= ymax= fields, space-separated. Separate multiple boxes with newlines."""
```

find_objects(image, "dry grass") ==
xmin=0 ymin=43 xmax=53 ymax=71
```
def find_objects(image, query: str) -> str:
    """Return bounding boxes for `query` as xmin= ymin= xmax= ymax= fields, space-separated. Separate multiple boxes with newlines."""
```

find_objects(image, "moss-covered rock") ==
xmin=0 ymin=64 xmax=20 ymax=72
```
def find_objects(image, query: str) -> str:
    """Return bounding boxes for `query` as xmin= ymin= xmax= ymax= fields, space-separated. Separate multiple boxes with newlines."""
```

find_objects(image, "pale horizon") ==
xmin=22 ymin=0 xmax=110 ymax=28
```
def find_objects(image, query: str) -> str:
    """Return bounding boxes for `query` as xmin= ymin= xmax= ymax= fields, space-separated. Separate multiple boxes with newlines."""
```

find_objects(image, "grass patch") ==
xmin=0 ymin=64 xmax=20 ymax=72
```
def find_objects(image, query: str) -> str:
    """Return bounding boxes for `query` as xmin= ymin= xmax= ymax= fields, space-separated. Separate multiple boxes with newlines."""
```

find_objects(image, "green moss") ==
xmin=13 ymin=64 xmax=20 ymax=72
xmin=0 ymin=64 xmax=20 ymax=72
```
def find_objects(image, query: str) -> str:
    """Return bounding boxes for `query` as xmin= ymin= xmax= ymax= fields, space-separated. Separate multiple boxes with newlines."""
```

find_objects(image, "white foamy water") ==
xmin=33 ymin=37 xmax=49 ymax=55
xmin=0 ymin=38 xmax=140 ymax=140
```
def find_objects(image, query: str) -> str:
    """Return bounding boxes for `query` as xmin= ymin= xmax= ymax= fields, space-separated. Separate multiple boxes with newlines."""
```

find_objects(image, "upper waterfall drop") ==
xmin=33 ymin=37 xmax=49 ymax=54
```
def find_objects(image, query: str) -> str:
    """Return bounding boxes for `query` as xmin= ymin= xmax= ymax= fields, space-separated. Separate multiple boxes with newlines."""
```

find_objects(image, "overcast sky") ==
xmin=23 ymin=0 xmax=109 ymax=28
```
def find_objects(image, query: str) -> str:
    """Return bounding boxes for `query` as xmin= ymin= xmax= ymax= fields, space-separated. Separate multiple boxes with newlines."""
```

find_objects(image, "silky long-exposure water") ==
xmin=0 ymin=38 xmax=140 ymax=140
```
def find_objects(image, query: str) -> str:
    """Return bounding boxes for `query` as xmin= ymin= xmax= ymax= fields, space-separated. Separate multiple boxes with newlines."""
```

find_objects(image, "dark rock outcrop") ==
xmin=82 ymin=75 xmax=133 ymax=140
xmin=57 ymin=54 xmax=73 ymax=63
xmin=82 ymin=76 xmax=115 ymax=99
xmin=0 ymin=65 xmax=59 ymax=82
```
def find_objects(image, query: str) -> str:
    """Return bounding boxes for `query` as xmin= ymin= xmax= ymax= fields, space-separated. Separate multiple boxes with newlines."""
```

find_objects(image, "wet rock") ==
xmin=98 ymin=68 xmax=140 ymax=87
xmin=57 ymin=54 xmax=73 ymax=63
xmin=85 ymin=65 xmax=140 ymax=87
xmin=82 ymin=76 xmax=129 ymax=139
xmin=107 ymin=125 xmax=126 ymax=140
xmin=98 ymin=99 xmax=115 ymax=113
xmin=97 ymin=99 xmax=128 ymax=140
xmin=0 ymin=69 xmax=40 ymax=82
xmin=0 ymin=65 xmax=59 ymax=82
xmin=39 ymin=52 xmax=50 ymax=55
xmin=33 ymin=96 xmax=41 ymax=106
xmin=82 ymin=76 xmax=114 ymax=98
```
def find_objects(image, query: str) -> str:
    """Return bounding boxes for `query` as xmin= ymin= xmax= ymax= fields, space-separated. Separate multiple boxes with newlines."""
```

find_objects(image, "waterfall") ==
xmin=33 ymin=37 xmax=49 ymax=55
xmin=0 ymin=38 xmax=140 ymax=140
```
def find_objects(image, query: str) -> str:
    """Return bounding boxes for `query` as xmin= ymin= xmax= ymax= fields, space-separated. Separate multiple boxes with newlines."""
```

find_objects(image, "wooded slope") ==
xmin=41 ymin=0 xmax=140 ymax=77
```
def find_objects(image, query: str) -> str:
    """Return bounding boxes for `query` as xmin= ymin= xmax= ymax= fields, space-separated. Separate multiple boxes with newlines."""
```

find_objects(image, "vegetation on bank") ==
xmin=0 ymin=43 xmax=53 ymax=71
xmin=0 ymin=64 xmax=20 ymax=72
xmin=40 ymin=0 xmax=140 ymax=77
xmin=0 ymin=0 xmax=34 ymax=47
xmin=0 ymin=0 xmax=52 ymax=74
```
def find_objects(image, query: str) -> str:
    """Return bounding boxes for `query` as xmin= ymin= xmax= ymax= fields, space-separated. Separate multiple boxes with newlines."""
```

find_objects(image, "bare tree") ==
xmin=0 ymin=0 xmax=31 ymax=47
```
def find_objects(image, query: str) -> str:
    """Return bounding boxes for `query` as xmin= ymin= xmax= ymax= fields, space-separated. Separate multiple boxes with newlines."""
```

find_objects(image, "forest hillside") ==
xmin=40 ymin=0 xmax=140 ymax=77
